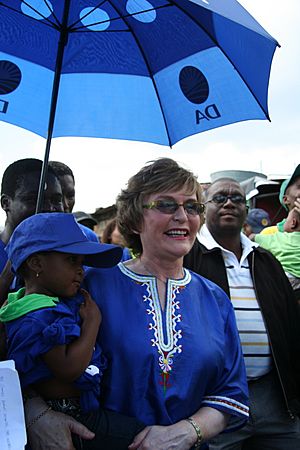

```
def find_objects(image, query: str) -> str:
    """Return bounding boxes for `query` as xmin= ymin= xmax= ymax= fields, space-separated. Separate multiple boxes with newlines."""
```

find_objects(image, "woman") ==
xmin=25 ymin=158 xmax=248 ymax=449
xmin=84 ymin=158 xmax=248 ymax=449
xmin=101 ymin=218 xmax=132 ymax=261
xmin=101 ymin=218 xmax=125 ymax=246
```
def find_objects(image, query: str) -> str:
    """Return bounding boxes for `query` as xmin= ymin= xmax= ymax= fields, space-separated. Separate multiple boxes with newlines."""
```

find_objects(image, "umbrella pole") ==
xmin=35 ymin=0 xmax=71 ymax=213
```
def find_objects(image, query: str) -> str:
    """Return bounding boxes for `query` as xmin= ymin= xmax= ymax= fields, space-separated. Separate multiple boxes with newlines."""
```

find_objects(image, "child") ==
xmin=0 ymin=213 xmax=145 ymax=449
xmin=254 ymin=207 xmax=300 ymax=292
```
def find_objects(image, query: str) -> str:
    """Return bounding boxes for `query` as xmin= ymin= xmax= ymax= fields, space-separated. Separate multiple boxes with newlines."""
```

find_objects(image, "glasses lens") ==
xmin=155 ymin=200 xmax=178 ymax=214
xmin=212 ymin=194 xmax=227 ymax=204
xmin=230 ymin=194 xmax=246 ymax=204
xmin=184 ymin=201 xmax=204 ymax=215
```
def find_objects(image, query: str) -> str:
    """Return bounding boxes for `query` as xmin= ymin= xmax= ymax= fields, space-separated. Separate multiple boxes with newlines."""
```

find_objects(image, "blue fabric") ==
xmin=79 ymin=224 xmax=99 ymax=243
xmin=0 ymin=238 xmax=21 ymax=291
xmin=84 ymin=263 xmax=249 ymax=427
xmin=0 ymin=0 xmax=278 ymax=146
xmin=5 ymin=295 xmax=107 ymax=413
xmin=121 ymin=247 xmax=132 ymax=262
xmin=6 ymin=213 xmax=122 ymax=272
xmin=0 ymin=239 xmax=7 ymax=273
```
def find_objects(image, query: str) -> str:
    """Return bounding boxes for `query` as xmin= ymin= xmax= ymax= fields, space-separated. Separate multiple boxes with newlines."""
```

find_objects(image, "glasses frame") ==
xmin=143 ymin=199 xmax=205 ymax=216
xmin=205 ymin=194 xmax=246 ymax=206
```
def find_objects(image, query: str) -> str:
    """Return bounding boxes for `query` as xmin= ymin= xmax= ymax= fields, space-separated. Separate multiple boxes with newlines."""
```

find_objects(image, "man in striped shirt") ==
xmin=184 ymin=178 xmax=300 ymax=449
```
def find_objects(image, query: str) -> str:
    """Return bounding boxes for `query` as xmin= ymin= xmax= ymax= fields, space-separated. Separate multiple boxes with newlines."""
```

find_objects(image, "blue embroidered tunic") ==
xmin=84 ymin=263 xmax=249 ymax=427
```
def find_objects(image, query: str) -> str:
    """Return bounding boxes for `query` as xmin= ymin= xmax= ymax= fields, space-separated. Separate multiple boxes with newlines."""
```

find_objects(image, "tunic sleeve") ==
xmin=201 ymin=299 xmax=249 ymax=429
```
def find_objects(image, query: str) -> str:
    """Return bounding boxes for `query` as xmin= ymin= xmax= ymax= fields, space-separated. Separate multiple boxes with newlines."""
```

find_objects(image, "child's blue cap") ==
xmin=6 ymin=213 xmax=123 ymax=272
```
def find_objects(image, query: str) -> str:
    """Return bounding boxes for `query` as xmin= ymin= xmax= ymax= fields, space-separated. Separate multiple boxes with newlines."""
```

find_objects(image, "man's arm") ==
xmin=24 ymin=394 xmax=95 ymax=450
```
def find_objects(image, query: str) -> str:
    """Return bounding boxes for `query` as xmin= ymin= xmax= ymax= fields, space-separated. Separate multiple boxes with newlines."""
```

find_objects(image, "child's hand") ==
xmin=294 ymin=198 xmax=300 ymax=215
xmin=79 ymin=289 xmax=102 ymax=326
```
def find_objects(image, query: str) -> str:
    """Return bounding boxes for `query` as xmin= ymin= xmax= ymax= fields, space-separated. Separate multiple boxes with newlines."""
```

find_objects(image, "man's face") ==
xmin=205 ymin=180 xmax=247 ymax=237
xmin=4 ymin=172 xmax=64 ymax=229
xmin=59 ymin=174 xmax=75 ymax=213
xmin=283 ymin=176 xmax=300 ymax=211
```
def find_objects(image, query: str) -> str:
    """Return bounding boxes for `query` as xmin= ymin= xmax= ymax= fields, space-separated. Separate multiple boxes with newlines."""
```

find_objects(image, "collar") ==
xmin=199 ymin=224 xmax=258 ymax=261
xmin=0 ymin=288 xmax=59 ymax=322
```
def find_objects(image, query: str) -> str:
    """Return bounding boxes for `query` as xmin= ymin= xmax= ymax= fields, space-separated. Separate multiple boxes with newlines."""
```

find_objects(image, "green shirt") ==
xmin=0 ymin=288 xmax=59 ymax=322
xmin=255 ymin=231 xmax=300 ymax=278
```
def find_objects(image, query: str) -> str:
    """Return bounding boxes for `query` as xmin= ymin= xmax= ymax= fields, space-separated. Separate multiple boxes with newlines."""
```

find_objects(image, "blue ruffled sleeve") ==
xmin=6 ymin=299 xmax=108 ymax=413
xmin=6 ymin=303 xmax=81 ymax=387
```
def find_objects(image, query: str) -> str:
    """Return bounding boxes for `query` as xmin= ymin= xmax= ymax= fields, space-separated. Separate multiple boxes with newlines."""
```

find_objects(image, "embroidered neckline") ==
xmin=118 ymin=262 xmax=191 ymax=285
xmin=119 ymin=262 xmax=191 ymax=392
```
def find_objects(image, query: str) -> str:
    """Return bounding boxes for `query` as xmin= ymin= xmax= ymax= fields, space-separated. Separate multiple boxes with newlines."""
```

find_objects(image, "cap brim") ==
xmin=54 ymin=242 xmax=123 ymax=268
xmin=288 ymin=164 xmax=300 ymax=187
xmin=279 ymin=164 xmax=300 ymax=210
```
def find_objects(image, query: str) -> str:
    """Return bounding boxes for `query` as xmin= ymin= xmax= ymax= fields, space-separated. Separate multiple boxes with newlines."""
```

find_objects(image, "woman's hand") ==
xmin=79 ymin=289 xmax=101 ymax=326
xmin=128 ymin=407 xmax=228 ymax=449
xmin=128 ymin=421 xmax=195 ymax=450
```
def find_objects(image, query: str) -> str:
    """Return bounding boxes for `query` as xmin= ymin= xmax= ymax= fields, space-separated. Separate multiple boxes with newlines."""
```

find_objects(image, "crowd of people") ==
xmin=0 ymin=157 xmax=299 ymax=450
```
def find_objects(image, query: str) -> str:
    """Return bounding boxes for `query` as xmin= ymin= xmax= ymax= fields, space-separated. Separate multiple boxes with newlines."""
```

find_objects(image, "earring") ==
xmin=36 ymin=272 xmax=40 ymax=278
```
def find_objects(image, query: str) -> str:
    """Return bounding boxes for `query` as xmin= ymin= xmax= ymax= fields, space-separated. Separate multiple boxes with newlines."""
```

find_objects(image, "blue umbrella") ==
xmin=0 ymin=0 xmax=278 ymax=208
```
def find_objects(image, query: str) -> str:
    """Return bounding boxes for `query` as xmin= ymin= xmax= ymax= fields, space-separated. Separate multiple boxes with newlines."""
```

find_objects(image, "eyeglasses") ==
xmin=205 ymin=194 xmax=246 ymax=205
xmin=143 ymin=199 xmax=205 ymax=216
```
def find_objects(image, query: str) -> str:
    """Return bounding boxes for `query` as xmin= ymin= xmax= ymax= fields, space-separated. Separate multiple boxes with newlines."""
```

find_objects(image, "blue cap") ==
xmin=6 ymin=213 xmax=123 ymax=272
xmin=279 ymin=164 xmax=300 ymax=210
xmin=246 ymin=208 xmax=271 ymax=233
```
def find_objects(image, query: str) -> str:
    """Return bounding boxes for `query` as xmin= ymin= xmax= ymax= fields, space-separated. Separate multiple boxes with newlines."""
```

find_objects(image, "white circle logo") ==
xmin=21 ymin=0 xmax=53 ymax=20
xmin=80 ymin=7 xmax=110 ymax=31
xmin=126 ymin=0 xmax=157 ymax=23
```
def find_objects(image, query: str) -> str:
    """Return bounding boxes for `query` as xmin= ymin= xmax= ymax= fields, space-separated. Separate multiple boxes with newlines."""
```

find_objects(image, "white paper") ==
xmin=0 ymin=360 xmax=27 ymax=450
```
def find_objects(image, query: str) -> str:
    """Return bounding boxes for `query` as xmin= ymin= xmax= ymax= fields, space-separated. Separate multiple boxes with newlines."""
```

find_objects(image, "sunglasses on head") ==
xmin=205 ymin=194 xmax=246 ymax=205
xmin=143 ymin=199 xmax=205 ymax=216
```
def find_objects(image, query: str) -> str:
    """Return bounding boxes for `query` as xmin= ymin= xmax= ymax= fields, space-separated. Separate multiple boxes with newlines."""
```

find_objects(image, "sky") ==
xmin=0 ymin=0 xmax=299 ymax=226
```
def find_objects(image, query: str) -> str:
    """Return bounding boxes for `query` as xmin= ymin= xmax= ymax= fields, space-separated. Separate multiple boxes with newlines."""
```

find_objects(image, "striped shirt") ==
xmin=199 ymin=225 xmax=272 ymax=379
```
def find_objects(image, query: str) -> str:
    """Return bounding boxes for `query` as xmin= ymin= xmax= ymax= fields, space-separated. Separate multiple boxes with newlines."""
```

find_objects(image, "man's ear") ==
xmin=26 ymin=254 xmax=43 ymax=274
xmin=0 ymin=194 xmax=11 ymax=212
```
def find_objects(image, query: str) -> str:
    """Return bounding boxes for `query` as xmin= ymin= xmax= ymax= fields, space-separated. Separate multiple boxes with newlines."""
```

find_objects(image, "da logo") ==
xmin=0 ymin=60 xmax=22 ymax=114
xmin=179 ymin=65 xmax=221 ymax=124
xmin=179 ymin=66 xmax=209 ymax=104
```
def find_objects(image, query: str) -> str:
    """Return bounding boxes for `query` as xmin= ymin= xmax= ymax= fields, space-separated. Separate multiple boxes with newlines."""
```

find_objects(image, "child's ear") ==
xmin=292 ymin=217 xmax=298 ymax=230
xmin=26 ymin=254 xmax=43 ymax=274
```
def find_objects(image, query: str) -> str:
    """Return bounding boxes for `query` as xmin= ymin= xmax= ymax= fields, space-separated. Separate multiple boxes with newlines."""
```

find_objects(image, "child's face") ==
xmin=38 ymin=252 xmax=85 ymax=298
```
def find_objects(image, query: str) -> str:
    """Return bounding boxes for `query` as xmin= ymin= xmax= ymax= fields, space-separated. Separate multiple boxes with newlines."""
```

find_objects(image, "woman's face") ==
xmin=139 ymin=188 xmax=201 ymax=262
xmin=111 ymin=225 xmax=125 ymax=246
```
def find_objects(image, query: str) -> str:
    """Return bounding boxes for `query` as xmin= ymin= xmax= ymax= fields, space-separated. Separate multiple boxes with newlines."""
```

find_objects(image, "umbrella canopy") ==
xmin=0 ymin=1 xmax=279 ymax=209
xmin=0 ymin=0 xmax=278 ymax=147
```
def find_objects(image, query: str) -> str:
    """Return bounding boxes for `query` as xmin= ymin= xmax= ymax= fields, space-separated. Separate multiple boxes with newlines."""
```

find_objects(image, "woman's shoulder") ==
xmin=188 ymin=269 xmax=232 ymax=310
xmin=85 ymin=264 xmax=121 ymax=284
